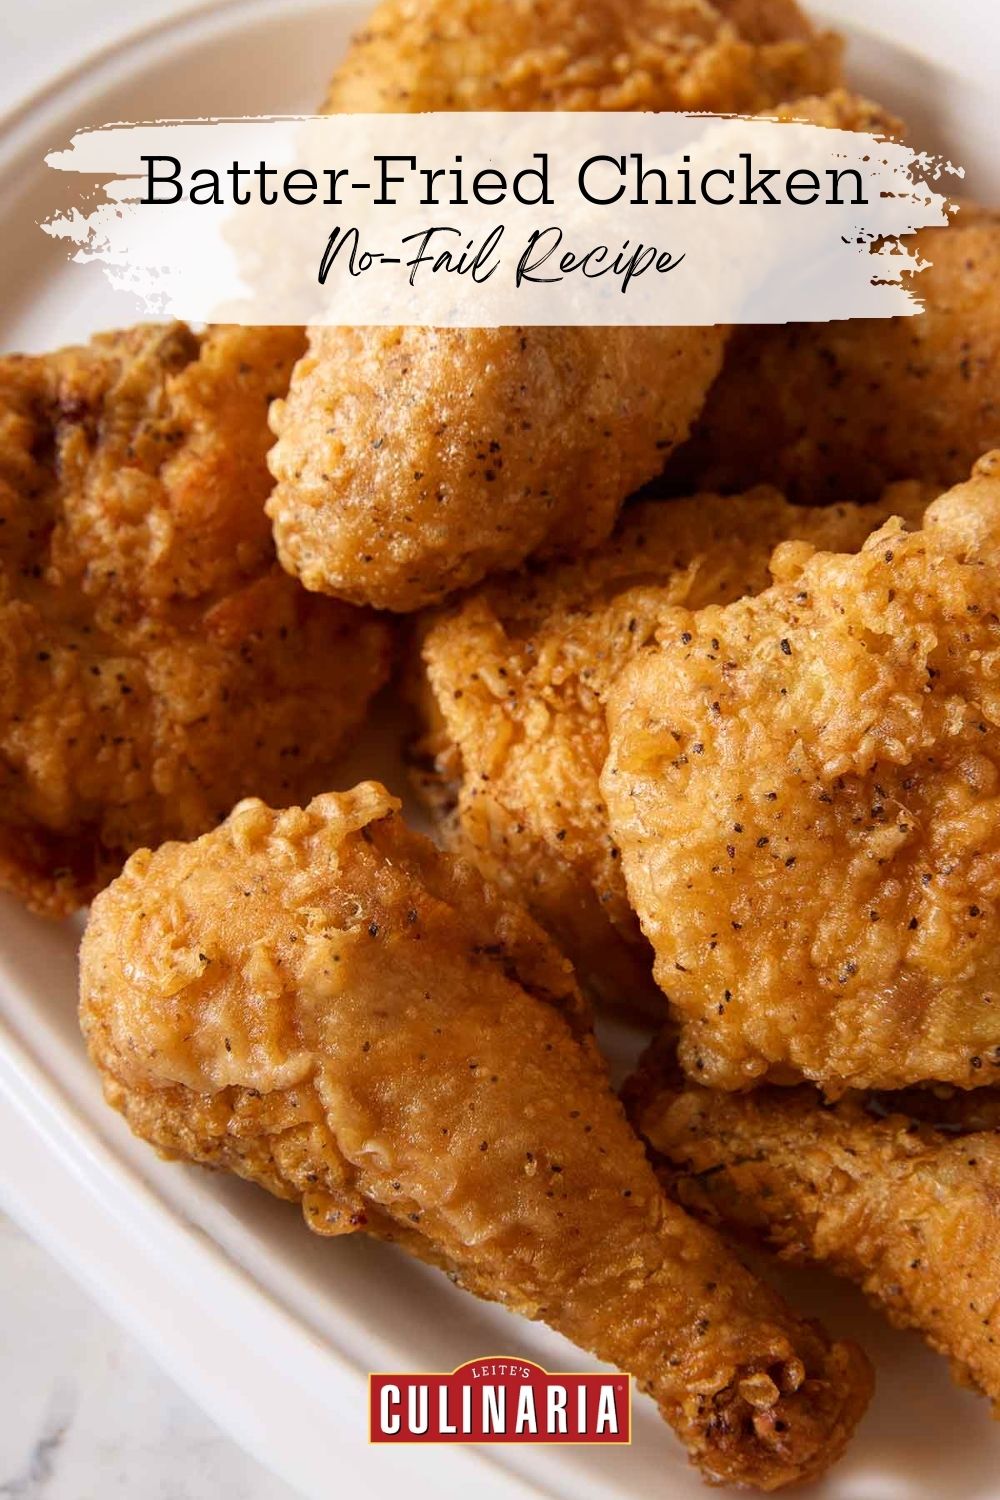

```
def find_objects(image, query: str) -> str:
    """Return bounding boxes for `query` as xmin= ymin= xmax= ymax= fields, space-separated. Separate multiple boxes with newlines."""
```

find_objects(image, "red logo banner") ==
xmin=370 ymin=1356 xmax=631 ymax=1445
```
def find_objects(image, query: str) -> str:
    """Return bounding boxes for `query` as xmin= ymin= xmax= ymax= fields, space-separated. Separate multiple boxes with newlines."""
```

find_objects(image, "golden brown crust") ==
xmin=80 ymin=786 xmax=871 ymax=1489
xmin=602 ymin=454 xmax=1000 ymax=1093
xmin=767 ymin=87 xmax=903 ymax=134
xmin=668 ymin=209 xmax=1000 ymax=503
xmin=627 ymin=1048 xmax=1000 ymax=1413
xmin=322 ymin=0 xmax=841 ymax=113
xmin=9 ymin=323 xmax=302 ymax=612
xmin=268 ymin=324 xmax=727 ymax=612
xmin=268 ymin=0 xmax=845 ymax=611
xmin=865 ymin=1084 xmax=1000 ymax=1135
xmin=0 ymin=324 xmax=392 ymax=916
xmin=417 ymin=482 xmax=930 ymax=1010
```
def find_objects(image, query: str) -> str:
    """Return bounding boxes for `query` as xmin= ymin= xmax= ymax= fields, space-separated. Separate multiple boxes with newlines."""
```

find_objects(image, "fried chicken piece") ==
xmin=627 ymin=1048 xmax=1000 ymax=1413
xmin=602 ymin=453 xmax=1000 ymax=1093
xmin=268 ymin=324 xmax=727 ymax=613
xmin=267 ymin=0 xmax=844 ymax=611
xmin=21 ymin=323 xmax=306 ymax=611
xmin=0 ymin=324 xmax=392 ymax=916
xmin=668 ymin=208 xmax=1000 ymax=504
xmin=417 ymin=482 xmax=930 ymax=1012
xmin=79 ymin=783 xmax=872 ymax=1489
xmin=767 ymin=87 xmax=902 ymax=133
xmin=323 ymin=0 xmax=841 ymax=112
xmin=866 ymin=1085 xmax=1000 ymax=1135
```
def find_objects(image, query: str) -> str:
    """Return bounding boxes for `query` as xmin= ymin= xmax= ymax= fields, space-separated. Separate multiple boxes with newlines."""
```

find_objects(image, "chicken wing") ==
xmin=0 ymin=324 xmax=392 ymax=916
xmin=627 ymin=1046 xmax=1000 ymax=1413
xmin=266 ymin=0 xmax=844 ymax=611
xmin=416 ymin=482 xmax=930 ymax=1012
xmin=80 ymin=784 xmax=872 ymax=1490
xmin=602 ymin=453 xmax=1000 ymax=1092
xmin=668 ymin=208 xmax=1000 ymax=504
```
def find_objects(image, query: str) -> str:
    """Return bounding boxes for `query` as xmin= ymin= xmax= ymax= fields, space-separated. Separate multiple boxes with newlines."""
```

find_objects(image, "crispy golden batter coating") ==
xmin=323 ymin=0 xmax=841 ymax=112
xmin=268 ymin=0 xmax=844 ymax=612
xmin=669 ymin=209 xmax=1000 ymax=504
xmin=0 ymin=324 xmax=392 ymax=916
xmin=866 ymin=1084 xmax=1000 ymax=1135
xmin=767 ymin=87 xmax=902 ymax=133
xmin=3 ymin=323 xmax=303 ymax=612
xmin=79 ymin=784 xmax=871 ymax=1489
xmin=268 ymin=324 xmax=727 ymax=612
xmin=417 ymin=482 xmax=930 ymax=1011
xmin=627 ymin=1049 xmax=1000 ymax=1413
xmin=602 ymin=454 xmax=1000 ymax=1093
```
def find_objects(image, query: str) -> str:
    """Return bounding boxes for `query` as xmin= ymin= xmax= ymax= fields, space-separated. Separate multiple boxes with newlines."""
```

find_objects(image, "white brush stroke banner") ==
xmin=42 ymin=113 xmax=959 ymax=326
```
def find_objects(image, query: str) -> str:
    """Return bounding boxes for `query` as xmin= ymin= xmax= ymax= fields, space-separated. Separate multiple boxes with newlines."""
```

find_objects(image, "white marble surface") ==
xmin=0 ymin=1210 xmax=298 ymax=1500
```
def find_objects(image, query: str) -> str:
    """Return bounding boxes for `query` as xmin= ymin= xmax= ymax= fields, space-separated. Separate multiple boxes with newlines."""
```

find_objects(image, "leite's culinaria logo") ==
xmin=370 ymin=1357 xmax=631 ymax=1445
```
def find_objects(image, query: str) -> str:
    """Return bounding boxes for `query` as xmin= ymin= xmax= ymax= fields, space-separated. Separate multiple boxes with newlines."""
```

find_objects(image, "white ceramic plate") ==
xmin=0 ymin=4 xmax=998 ymax=1497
